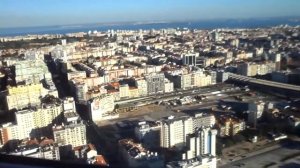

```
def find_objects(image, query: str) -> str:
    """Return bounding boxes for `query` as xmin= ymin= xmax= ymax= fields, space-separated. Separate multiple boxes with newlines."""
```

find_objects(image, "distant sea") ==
xmin=1 ymin=17 xmax=300 ymax=37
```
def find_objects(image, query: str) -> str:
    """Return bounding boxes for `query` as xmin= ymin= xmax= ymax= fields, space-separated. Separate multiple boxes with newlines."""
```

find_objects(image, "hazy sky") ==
xmin=1 ymin=0 xmax=300 ymax=28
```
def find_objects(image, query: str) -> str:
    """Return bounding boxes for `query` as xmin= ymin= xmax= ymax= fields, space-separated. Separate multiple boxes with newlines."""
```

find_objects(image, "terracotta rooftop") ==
xmin=40 ymin=138 xmax=54 ymax=147
xmin=88 ymin=143 xmax=96 ymax=150
xmin=110 ymin=82 xmax=120 ymax=88
xmin=73 ymin=145 xmax=84 ymax=151
xmin=94 ymin=155 xmax=109 ymax=166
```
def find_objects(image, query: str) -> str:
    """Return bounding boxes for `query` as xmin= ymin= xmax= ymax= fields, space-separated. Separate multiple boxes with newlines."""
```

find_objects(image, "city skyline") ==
xmin=1 ymin=22 xmax=300 ymax=167
xmin=1 ymin=0 xmax=300 ymax=28
xmin=1 ymin=1 xmax=300 ymax=167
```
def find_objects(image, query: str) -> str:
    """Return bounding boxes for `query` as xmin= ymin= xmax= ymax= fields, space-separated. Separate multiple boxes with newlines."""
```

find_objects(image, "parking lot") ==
xmin=96 ymin=87 xmax=267 ymax=127
xmin=91 ymin=85 xmax=294 ymax=167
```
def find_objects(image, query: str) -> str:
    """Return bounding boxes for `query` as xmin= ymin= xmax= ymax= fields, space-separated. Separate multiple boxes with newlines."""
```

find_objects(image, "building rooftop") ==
xmin=9 ymin=137 xmax=57 ymax=155
xmin=64 ymin=111 xmax=79 ymax=118
xmin=94 ymin=155 xmax=109 ymax=166
xmin=161 ymin=115 xmax=191 ymax=124
xmin=167 ymin=155 xmax=216 ymax=168
xmin=118 ymin=139 xmax=159 ymax=160
xmin=52 ymin=122 xmax=85 ymax=132
xmin=136 ymin=121 xmax=160 ymax=129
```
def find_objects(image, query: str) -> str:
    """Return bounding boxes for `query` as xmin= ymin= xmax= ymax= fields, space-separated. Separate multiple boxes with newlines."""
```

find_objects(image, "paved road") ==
xmin=219 ymin=140 xmax=300 ymax=168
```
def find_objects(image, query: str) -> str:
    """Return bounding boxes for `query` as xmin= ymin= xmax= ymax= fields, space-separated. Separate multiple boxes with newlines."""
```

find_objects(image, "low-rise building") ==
xmin=115 ymin=103 xmax=138 ymax=113
xmin=167 ymin=155 xmax=217 ymax=168
xmin=73 ymin=143 xmax=97 ymax=160
xmin=134 ymin=121 xmax=161 ymax=149
xmin=118 ymin=139 xmax=164 ymax=168
xmin=8 ymin=138 xmax=60 ymax=160
xmin=217 ymin=117 xmax=246 ymax=137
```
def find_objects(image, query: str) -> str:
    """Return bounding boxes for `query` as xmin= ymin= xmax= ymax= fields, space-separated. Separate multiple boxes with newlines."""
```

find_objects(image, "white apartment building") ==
xmin=119 ymin=84 xmax=130 ymax=99
xmin=135 ymin=78 xmax=148 ymax=96
xmin=185 ymin=127 xmax=217 ymax=159
xmin=237 ymin=62 xmax=276 ymax=77
xmin=53 ymin=122 xmax=86 ymax=148
xmin=164 ymin=79 xmax=174 ymax=93
xmin=160 ymin=113 xmax=216 ymax=150
xmin=248 ymin=102 xmax=265 ymax=125
xmin=167 ymin=70 xmax=212 ymax=90
xmin=38 ymin=103 xmax=63 ymax=128
xmin=160 ymin=116 xmax=193 ymax=149
xmin=88 ymin=94 xmax=115 ymax=121
xmin=167 ymin=156 xmax=217 ymax=168
xmin=145 ymin=73 xmax=165 ymax=95
xmin=62 ymin=97 xmax=76 ymax=112
xmin=193 ymin=113 xmax=216 ymax=130
xmin=0 ymin=100 xmax=63 ymax=143
xmin=14 ymin=60 xmax=50 ymax=84
xmin=15 ymin=109 xmax=36 ymax=139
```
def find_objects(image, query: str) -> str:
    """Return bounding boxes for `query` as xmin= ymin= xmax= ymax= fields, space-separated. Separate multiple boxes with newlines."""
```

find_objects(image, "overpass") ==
xmin=227 ymin=73 xmax=300 ymax=92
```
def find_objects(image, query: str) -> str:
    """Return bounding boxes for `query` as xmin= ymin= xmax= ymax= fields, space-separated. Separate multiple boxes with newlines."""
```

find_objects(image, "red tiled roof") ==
xmin=73 ymin=145 xmax=84 ymax=151
xmin=88 ymin=143 xmax=96 ymax=150
xmin=26 ymin=139 xmax=38 ymax=145
xmin=94 ymin=155 xmax=108 ymax=166
xmin=40 ymin=138 xmax=54 ymax=147
xmin=110 ymin=82 xmax=120 ymax=88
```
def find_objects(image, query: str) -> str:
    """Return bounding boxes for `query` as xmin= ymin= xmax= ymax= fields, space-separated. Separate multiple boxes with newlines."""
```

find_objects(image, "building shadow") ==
xmin=279 ymin=163 xmax=300 ymax=168
xmin=278 ymin=139 xmax=300 ymax=150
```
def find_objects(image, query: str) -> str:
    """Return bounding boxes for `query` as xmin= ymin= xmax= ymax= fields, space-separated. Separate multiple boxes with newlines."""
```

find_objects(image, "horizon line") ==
xmin=1 ymin=15 xmax=300 ymax=29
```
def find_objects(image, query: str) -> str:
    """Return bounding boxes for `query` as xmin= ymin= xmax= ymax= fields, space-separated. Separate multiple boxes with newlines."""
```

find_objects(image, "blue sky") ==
xmin=1 ymin=0 xmax=300 ymax=28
